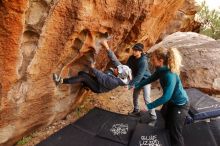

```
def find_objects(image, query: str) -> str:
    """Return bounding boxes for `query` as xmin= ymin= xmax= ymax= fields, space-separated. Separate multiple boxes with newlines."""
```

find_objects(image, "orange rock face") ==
xmin=0 ymin=0 xmax=198 ymax=145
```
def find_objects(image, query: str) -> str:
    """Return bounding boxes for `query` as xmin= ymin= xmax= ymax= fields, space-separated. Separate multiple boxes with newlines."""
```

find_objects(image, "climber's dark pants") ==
xmin=63 ymin=71 xmax=100 ymax=93
xmin=161 ymin=102 xmax=189 ymax=146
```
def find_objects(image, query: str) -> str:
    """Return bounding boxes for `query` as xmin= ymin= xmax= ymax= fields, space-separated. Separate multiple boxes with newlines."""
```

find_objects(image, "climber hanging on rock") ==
xmin=53 ymin=38 xmax=132 ymax=93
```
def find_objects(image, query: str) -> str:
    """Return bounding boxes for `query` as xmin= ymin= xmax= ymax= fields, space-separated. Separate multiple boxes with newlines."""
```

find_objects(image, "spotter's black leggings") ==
xmin=161 ymin=102 xmax=190 ymax=146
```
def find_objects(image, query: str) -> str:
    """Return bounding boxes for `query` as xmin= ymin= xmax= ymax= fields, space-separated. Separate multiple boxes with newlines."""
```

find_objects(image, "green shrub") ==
xmin=16 ymin=136 xmax=33 ymax=145
xmin=196 ymin=1 xmax=220 ymax=39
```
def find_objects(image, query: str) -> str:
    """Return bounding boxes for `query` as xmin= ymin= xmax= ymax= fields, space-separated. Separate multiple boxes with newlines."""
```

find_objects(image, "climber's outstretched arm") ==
xmin=101 ymin=39 xmax=122 ymax=67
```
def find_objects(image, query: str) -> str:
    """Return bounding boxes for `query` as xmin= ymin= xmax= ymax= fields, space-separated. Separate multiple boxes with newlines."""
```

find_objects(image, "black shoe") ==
xmin=53 ymin=73 xmax=62 ymax=86
xmin=140 ymin=112 xmax=156 ymax=124
xmin=128 ymin=110 xmax=140 ymax=116
xmin=149 ymin=113 xmax=157 ymax=120
xmin=147 ymin=120 xmax=157 ymax=127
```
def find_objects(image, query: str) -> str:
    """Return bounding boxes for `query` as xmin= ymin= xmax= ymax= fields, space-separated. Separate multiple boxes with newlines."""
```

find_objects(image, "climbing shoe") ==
xmin=53 ymin=73 xmax=62 ymax=86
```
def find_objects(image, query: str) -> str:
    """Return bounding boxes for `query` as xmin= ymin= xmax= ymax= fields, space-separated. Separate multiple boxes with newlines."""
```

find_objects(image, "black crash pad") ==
xmin=37 ymin=108 xmax=138 ymax=146
xmin=74 ymin=108 xmax=138 ymax=145
xmin=37 ymin=124 xmax=125 ymax=146
xmin=97 ymin=115 xmax=137 ymax=144
xmin=208 ymin=119 xmax=220 ymax=145
xmin=183 ymin=121 xmax=218 ymax=146
xmin=73 ymin=107 xmax=111 ymax=134
xmin=129 ymin=123 xmax=171 ymax=146
xmin=37 ymin=107 xmax=220 ymax=146
xmin=129 ymin=121 xmax=220 ymax=146
xmin=186 ymin=88 xmax=220 ymax=120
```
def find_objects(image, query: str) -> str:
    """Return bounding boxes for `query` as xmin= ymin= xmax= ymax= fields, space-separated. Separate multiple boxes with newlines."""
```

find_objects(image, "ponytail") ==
xmin=167 ymin=48 xmax=182 ymax=75
xmin=152 ymin=47 xmax=182 ymax=75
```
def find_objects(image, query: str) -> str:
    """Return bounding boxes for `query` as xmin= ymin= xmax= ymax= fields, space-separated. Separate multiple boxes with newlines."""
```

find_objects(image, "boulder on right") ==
xmin=149 ymin=32 xmax=220 ymax=94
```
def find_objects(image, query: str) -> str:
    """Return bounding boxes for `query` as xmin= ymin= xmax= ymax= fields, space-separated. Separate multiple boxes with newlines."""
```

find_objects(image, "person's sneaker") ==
xmin=149 ymin=113 xmax=157 ymax=120
xmin=148 ymin=120 xmax=157 ymax=127
xmin=140 ymin=112 xmax=157 ymax=124
xmin=53 ymin=73 xmax=62 ymax=86
xmin=128 ymin=110 xmax=140 ymax=116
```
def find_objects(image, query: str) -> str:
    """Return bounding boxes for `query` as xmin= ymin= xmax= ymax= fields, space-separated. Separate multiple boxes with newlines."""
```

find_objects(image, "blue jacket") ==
xmin=90 ymin=50 xmax=124 ymax=92
xmin=91 ymin=68 xmax=124 ymax=92
xmin=126 ymin=54 xmax=151 ymax=87
xmin=135 ymin=66 xmax=189 ymax=109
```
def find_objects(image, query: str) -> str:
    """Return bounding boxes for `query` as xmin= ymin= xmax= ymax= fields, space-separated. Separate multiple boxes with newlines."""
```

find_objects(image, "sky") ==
xmin=196 ymin=0 xmax=220 ymax=10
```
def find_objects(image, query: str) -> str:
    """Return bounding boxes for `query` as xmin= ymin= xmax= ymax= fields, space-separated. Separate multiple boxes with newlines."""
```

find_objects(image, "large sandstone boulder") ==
xmin=159 ymin=0 xmax=200 ymax=40
xmin=0 ymin=0 xmax=198 ymax=145
xmin=149 ymin=32 xmax=220 ymax=94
